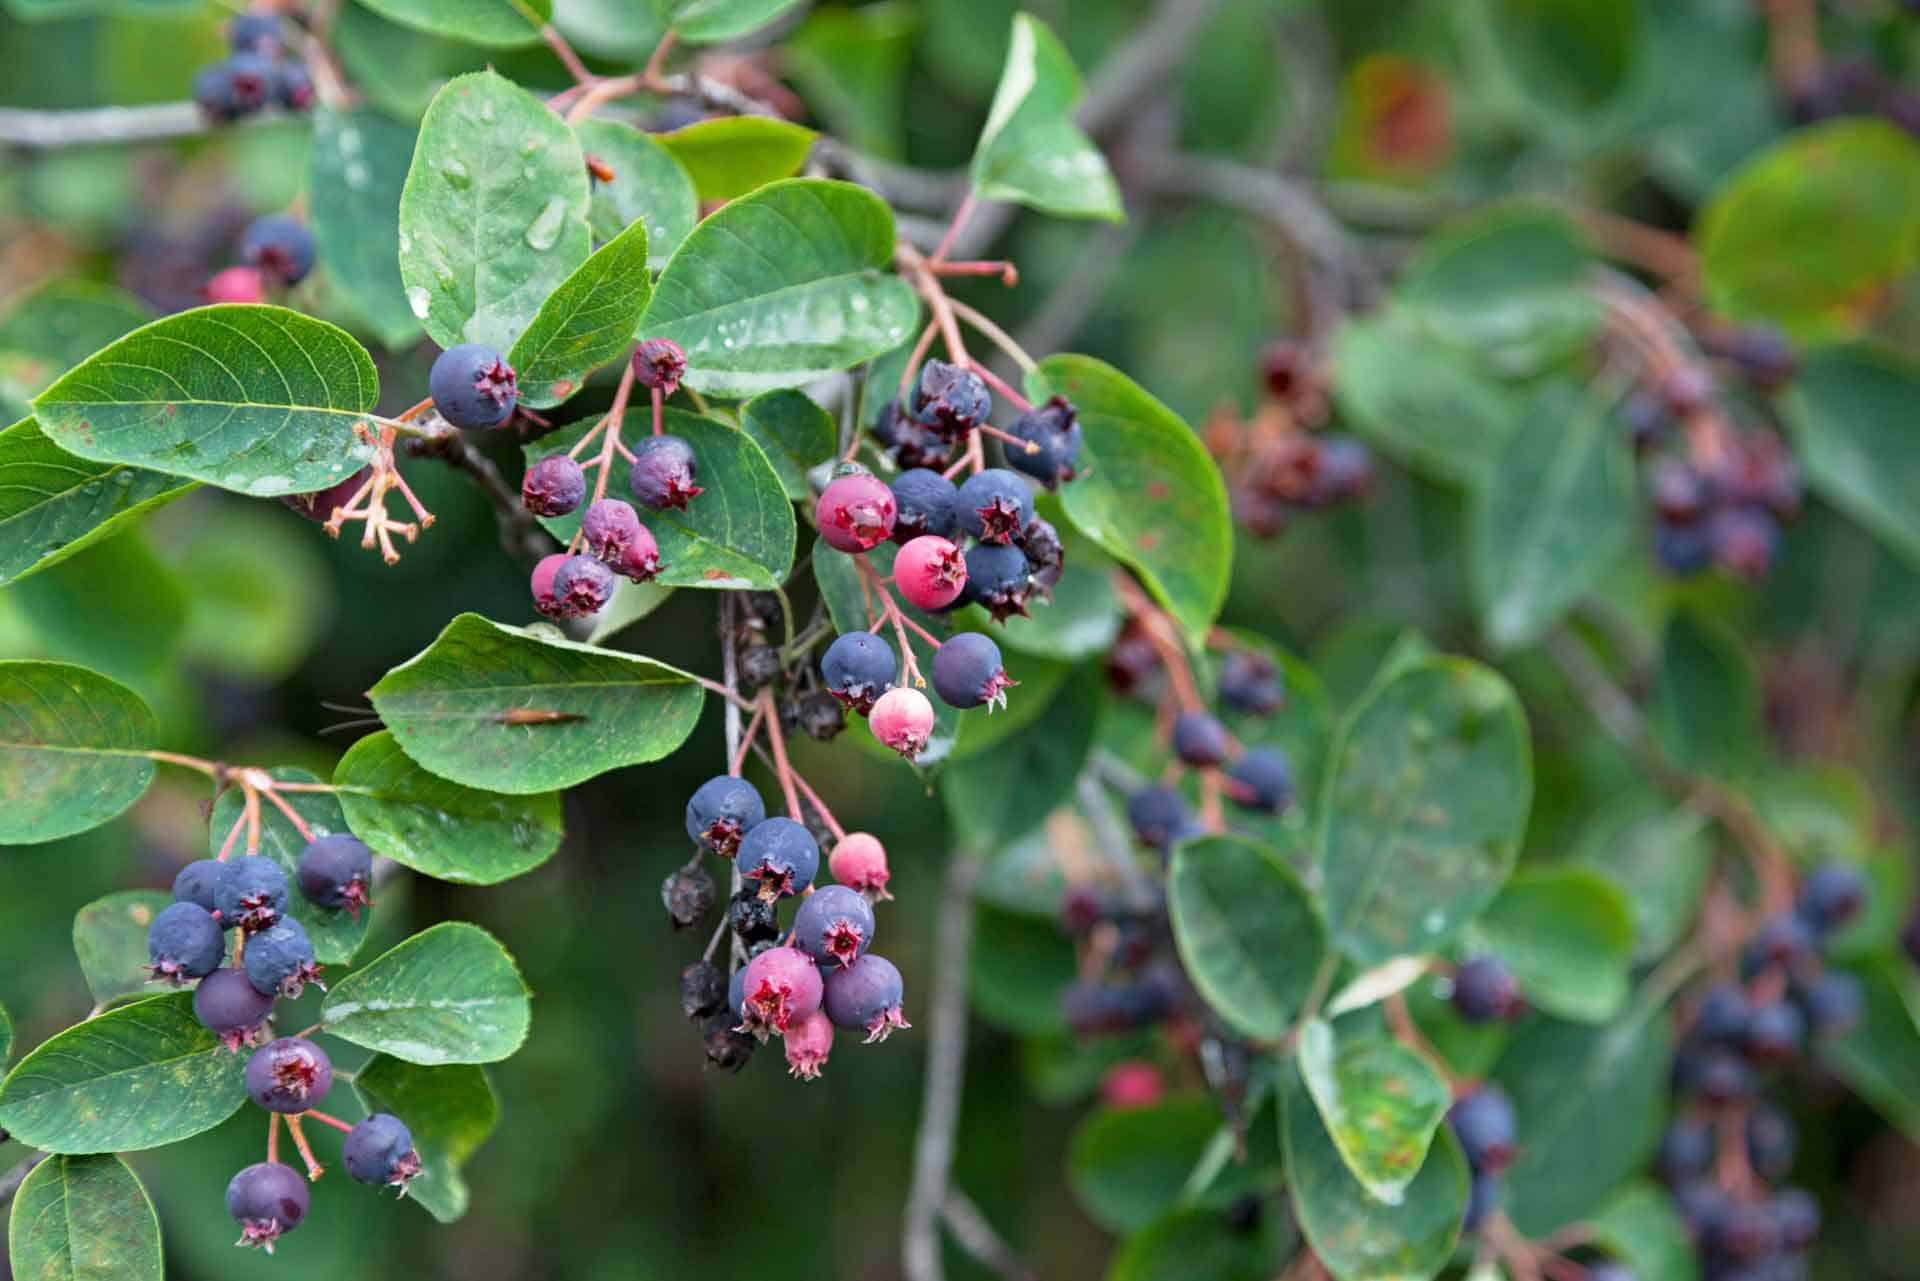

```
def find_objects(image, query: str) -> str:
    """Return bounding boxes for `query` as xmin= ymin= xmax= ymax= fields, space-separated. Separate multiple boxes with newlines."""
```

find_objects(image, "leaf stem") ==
xmin=930 ymin=191 xmax=976 ymax=264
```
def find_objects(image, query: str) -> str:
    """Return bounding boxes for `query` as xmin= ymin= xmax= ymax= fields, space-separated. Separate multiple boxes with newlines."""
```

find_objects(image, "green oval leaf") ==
xmin=968 ymin=901 xmax=1076 ymax=1036
xmin=322 ymin=922 xmax=530 ymax=1064
xmin=1474 ymin=0 xmax=1642 ymax=117
xmin=32 ymin=305 xmax=378 ymax=495
xmin=1651 ymin=609 xmax=1758 ymax=776
xmin=944 ymin=666 xmax=1097 ymax=849
xmin=1472 ymin=868 xmax=1634 ymax=1024
xmin=1782 ymin=343 xmax=1920 ymax=569
xmin=0 ymin=417 xmax=197 ymax=590
xmin=1106 ymin=1206 xmax=1271 ymax=1281
xmin=0 ymin=1002 xmax=11 ymax=1066
xmin=1167 ymin=835 xmax=1328 ymax=1040
xmin=1282 ymin=1062 xmax=1467 ymax=1281
xmin=1026 ymin=355 xmax=1232 ymax=644
xmin=400 ymin=71 xmax=592 ymax=352
xmin=1068 ymin=1096 xmax=1229 ymax=1233
xmin=740 ymin=388 xmax=835 ymax=501
xmin=333 ymin=730 xmax=562 ymax=886
xmin=71 ymin=890 xmax=171 ymax=1011
xmin=0 ymin=661 xmax=155 ymax=845
xmin=8 ymin=1154 xmax=162 ymax=1281
xmin=352 ymin=1053 xmax=499 ymax=1223
xmin=658 ymin=117 xmax=817 ymax=202
xmin=1470 ymin=377 xmax=1634 ymax=650
xmin=1494 ymin=1011 xmax=1672 ymax=1236
xmin=524 ymin=408 xmax=795 ymax=589
xmin=576 ymin=118 xmax=699 ymax=270
xmin=368 ymin=613 xmax=706 ymax=792
xmin=643 ymin=178 xmax=920 ymax=398
xmin=310 ymin=107 xmax=423 ymax=350
xmin=1697 ymin=119 xmax=1920 ymax=344
xmin=971 ymin=14 xmax=1122 ymax=220
xmin=1587 ymin=1180 xmax=1701 ymax=1281
xmin=207 ymin=767 xmax=370 ymax=966
xmin=0 ymin=280 xmax=153 ymax=423
xmin=667 ymin=0 xmax=804 ymax=42
xmin=1330 ymin=312 xmax=1523 ymax=487
xmin=508 ymin=219 xmax=651 ymax=408
xmin=1824 ymin=957 xmax=1920 ymax=1143
xmin=1298 ymin=1019 xmax=1452 ymax=1205
xmin=354 ymin=0 xmax=548 ymax=47
xmin=1317 ymin=657 xmax=1532 ymax=965
xmin=0 ymin=993 xmax=245 ymax=1154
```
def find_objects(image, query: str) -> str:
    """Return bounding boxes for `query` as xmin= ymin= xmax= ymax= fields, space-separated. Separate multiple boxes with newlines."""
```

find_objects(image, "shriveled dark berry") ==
xmin=912 ymin=359 xmax=991 ymax=434
xmin=343 ymin=1113 xmax=420 ymax=1192
xmin=522 ymin=455 xmax=587 ymax=517
xmin=239 ymin=215 xmax=315 ymax=287
xmin=628 ymin=434 xmax=702 ymax=510
xmin=1451 ymin=954 xmax=1521 ymax=1022
xmin=703 ymin=1011 xmax=757 ymax=1071
xmin=227 ymin=1162 xmax=309 ymax=1251
xmin=796 ymin=690 xmax=845 ymax=741
xmin=686 ymin=774 xmax=766 ymax=857
xmin=956 ymin=468 xmax=1034 ymax=545
xmin=872 ymin=400 xmax=953 ymax=470
xmin=821 ymin=631 xmax=897 ymax=715
xmin=661 ymin=863 xmax=716 ymax=930
xmin=245 ymin=1036 xmax=332 ymax=1113
xmin=680 ymin=960 xmax=727 ymax=1021
xmin=430 ymin=343 xmax=518 ymax=430
xmin=728 ymin=887 xmax=780 ymax=944
xmin=147 ymin=902 xmax=224 ymax=985
xmin=738 ymin=644 xmax=781 ymax=693
xmin=295 ymin=833 xmax=373 ymax=916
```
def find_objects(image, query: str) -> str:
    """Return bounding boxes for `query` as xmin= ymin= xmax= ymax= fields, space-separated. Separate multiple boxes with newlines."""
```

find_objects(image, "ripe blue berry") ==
xmin=1796 ymin=864 xmax=1866 ymax=935
xmin=173 ymin=859 xmax=224 ymax=915
xmin=821 ymin=631 xmax=898 ymax=715
xmin=239 ymin=215 xmax=315 ymax=287
xmin=1004 ymin=396 xmax=1081 ymax=487
xmin=872 ymin=401 xmax=953 ymax=470
xmin=1218 ymin=651 xmax=1284 ymax=716
xmin=1451 ymin=954 xmax=1521 ymax=1022
xmin=295 ymin=833 xmax=373 ymax=916
xmin=1745 ymin=1104 xmax=1796 ymax=1179
xmin=193 ymin=967 xmax=275 ymax=1046
xmin=1743 ymin=913 xmax=1817 ymax=979
xmin=1687 ymin=1048 xmax=1754 ymax=1103
xmin=1172 ymin=711 xmax=1230 ymax=766
xmin=225 ymin=52 xmax=276 ymax=113
xmin=1448 ymin=1086 xmax=1517 ymax=1174
xmin=792 ymin=885 xmax=877 ymax=970
xmin=822 ymin=952 xmax=910 ymax=1042
xmin=215 ymin=855 xmax=288 ymax=933
xmin=193 ymin=61 xmax=252 ymax=123
xmin=1771 ymin=1186 xmax=1819 ymax=1251
xmin=686 ymin=774 xmax=766 ymax=858
xmin=1657 ymin=1117 xmax=1714 ymax=1182
xmin=227 ymin=1162 xmax=309 ymax=1252
xmin=271 ymin=61 xmax=314 ymax=112
xmin=1462 ymin=1171 xmax=1500 ymax=1233
xmin=890 ymin=468 xmax=960 ymax=542
xmin=147 ymin=902 xmax=224 ymax=985
xmin=628 ymin=434 xmax=702 ymax=510
xmin=1584 ymin=1266 xmax=1635 ymax=1281
xmin=739 ymin=945 xmax=824 ymax=1036
xmin=738 ymin=817 xmax=819 ymax=898
xmin=931 ymin=632 xmax=1014 ymax=711
xmin=1715 ymin=1200 xmax=1780 ymax=1262
xmin=1622 ymin=391 xmax=1670 ymax=452
xmin=430 ymin=343 xmax=518 ymax=430
xmin=956 ymin=468 xmax=1033 ymax=545
xmin=550 ymin=553 xmax=615 ymax=616
xmin=1226 ymin=747 xmax=1292 ymax=814
xmin=343 ymin=1114 xmax=421 ymax=1192
xmin=1654 ymin=521 xmax=1713 ymax=576
xmin=1744 ymin=998 xmax=1805 ymax=1063
xmin=1127 ymin=785 xmax=1194 ymax=850
xmin=244 ymin=1036 xmax=332 ymax=1113
xmin=228 ymin=12 xmax=283 ymax=53
xmin=912 ymin=359 xmax=991 ymax=434
xmin=962 ymin=540 xmax=1032 ymax=621
xmin=243 ymin=917 xmax=322 ymax=998
xmin=1315 ymin=436 xmax=1374 ymax=501
xmin=1710 ymin=504 xmax=1780 ymax=580
xmin=1800 ymin=971 xmax=1863 ymax=1036
xmin=1695 ymin=982 xmax=1753 ymax=1044
xmin=816 ymin=470 xmax=897 ymax=552
xmin=1727 ymin=324 xmax=1797 ymax=392
xmin=522 ymin=455 xmax=586 ymax=517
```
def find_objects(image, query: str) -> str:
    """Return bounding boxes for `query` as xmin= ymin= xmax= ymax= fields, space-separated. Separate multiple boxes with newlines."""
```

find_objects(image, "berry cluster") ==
xmin=1209 ymin=340 xmax=1374 ymax=537
xmin=146 ymin=824 xmax=427 ymax=1250
xmin=671 ymin=773 xmax=907 ymax=1078
xmin=192 ymin=11 xmax=313 ymax=125
xmin=1659 ymin=866 xmax=1866 ymax=1279
xmin=202 ymin=214 xmax=317 ymax=306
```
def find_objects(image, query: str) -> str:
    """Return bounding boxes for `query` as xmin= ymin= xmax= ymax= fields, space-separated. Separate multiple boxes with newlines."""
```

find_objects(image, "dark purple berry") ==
xmin=550 ymin=554 xmax=615 ymax=616
xmin=1690 ymin=1048 xmax=1754 ymax=1103
xmin=1710 ymin=505 xmax=1780 ymax=581
xmin=962 ymin=540 xmax=1032 ymax=621
xmin=343 ymin=1113 xmax=420 ymax=1192
xmin=430 ymin=343 xmax=518 ymax=430
xmin=522 ymin=455 xmax=587 ymax=517
xmin=630 ymin=338 xmax=687 ymax=395
xmin=912 ymin=359 xmax=991 ymax=434
xmin=1796 ymin=864 xmax=1866 ymax=935
xmin=1315 ymin=436 xmax=1374 ymax=502
xmin=295 ymin=833 xmax=372 ymax=916
xmin=956 ymin=468 xmax=1033 ymax=545
xmin=686 ymin=774 xmax=766 ymax=858
xmin=1651 ymin=459 xmax=1709 ymax=524
xmin=661 ymin=863 xmax=716 ymax=930
xmin=737 ymin=817 xmax=819 ymax=899
xmin=1172 ymin=711 xmax=1230 ymax=767
xmin=1655 ymin=521 xmax=1714 ymax=575
xmin=1622 ymin=391 xmax=1669 ymax=452
xmin=1218 ymin=651 xmax=1283 ymax=716
xmin=272 ymin=61 xmax=314 ymax=112
xmin=146 ymin=902 xmax=224 ymax=985
xmin=244 ymin=1036 xmax=332 ymax=1113
xmin=1695 ymin=982 xmax=1752 ymax=1045
xmin=172 ymin=859 xmax=224 ymax=916
xmin=1225 ymin=747 xmax=1292 ymax=814
xmin=1772 ymin=1186 xmax=1819 ymax=1252
xmin=228 ymin=12 xmax=283 ymax=53
xmin=872 ymin=400 xmax=953 ymax=470
xmin=1672 ymin=1179 xmax=1729 ymax=1240
xmin=223 ymin=52 xmax=276 ymax=113
xmin=1801 ymin=971 xmax=1863 ymax=1036
xmin=214 ymin=855 xmax=288 ymax=933
xmin=193 ymin=967 xmax=275 ymax=1047
xmin=681 ymin=960 xmax=727 ymax=1021
xmin=889 ymin=468 xmax=960 ymax=542
xmin=821 ymin=631 xmax=898 ymax=715
xmin=1661 ymin=364 xmax=1715 ymax=416
xmin=704 ymin=1011 xmax=757 ymax=1071
xmin=1127 ymin=785 xmax=1194 ymax=851
xmin=1004 ymin=396 xmax=1081 ymax=487
xmin=1018 ymin=517 xmax=1064 ymax=593
xmin=1715 ymin=1199 xmax=1780 ymax=1262
xmin=1448 ymin=1087 xmax=1517 ymax=1174
xmin=729 ymin=889 xmax=779 ymax=946
xmin=628 ymin=434 xmax=702 ymax=510
xmin=1744 ymin=998 xmax=1805 ymax=1063
xmin=1727 ymin=324 xmax=1797 ymax=392
xmin=793 ymin=884 xmax=877 ymax=969
xmin=193 ymin=62 xmax=248 ymax=123
xmin=1451 ymin=954 xmax=1522 ymax=1023
xmin=239 ymin=215 xmax=315 ymax=287
xmin=1462 ymin=1171 xmax=1500 ymax=1233
xmin=226 ymin=1162 xmax=309 ymax=1251
xmin=581 ymin=498 xmax=646 ymax=563
xmin=1658 ymin=1117 xmax=1715 ymax=1182
xmin=1746 ymin=1103 xmax=1796 ymax=1179
xmin=243 ymin=917 xmax=322 ymax=999
xmin=1743 ymin=913 xmax=1817 ymax=980
xmin=821 ymin=952 xmax=909 ymax=1042
xmin=930 ymin=632 xmax=1014 ymax=711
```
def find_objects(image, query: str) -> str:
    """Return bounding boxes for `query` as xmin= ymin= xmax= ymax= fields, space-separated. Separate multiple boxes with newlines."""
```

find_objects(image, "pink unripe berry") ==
xmin=531 ymin=553 xmax=568 ymax=618
xmin=869 ymin=686 xmax=935 ymax=760
xmin=894 ymin=535 xmax=968 ymax=610
xmin=784 ymin=1009 xmax=834 ymax=1080
xmin=829 ymin=832 xmax=893 ymax=902
xmin=202 ymin=265 xmax=267 ymax=304
xmin=815 ymin=472 xmax=897 ymax=553
xmin=1100 ymin=1060 xmax=1166 ymax=1110
xmin=615 ymin=524 xmax=663 ymax=582
xmin=739 ymin=945 xmax=823 ymax=1037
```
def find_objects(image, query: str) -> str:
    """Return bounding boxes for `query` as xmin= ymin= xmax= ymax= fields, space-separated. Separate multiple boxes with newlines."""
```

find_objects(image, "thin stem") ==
xmin=283 ymin=1115 xmax=324 ymax=1181
xmin=540 ymin=23 xmax=597 ymax=86
xmin=216 ymin=809 xmax=247 ymax=862
xmin=258 ymin=786 xmax=316 ymax=844
xmin=928 ymin=259 xmax=1018 ymax=287
xmin=941 ymin=1188 xmax=1035 ymax=1281
xmin=731 ymin=699 xmax=768 ymax=776
xmin=948 ymin=299 xmax=1038 ymax=374
xmin=721 ymin=595 xmax=746 ymax=972
xmin=966 ymin=361 xmax=1033 ymax=414
xmin=642 ymin=31 xmax=680 ymax=89
xmin=896 ymin=242 xmax=970 ymax=366
xmin=587 ymin=360 xmax=640 ymax=509
xmin=760 ymin=690 xmax=805 ymax=823
xmin=931 ymin=191 xmax=977 ymax=263
xmin=243 ymin=787 xmax=262 ymax=856
xmin=145 ymin=750 xmax=222 ymax=778
xmin=301 ymin=1109 xmax=355 ymax=1135
xmin=782 ymin=757 xmax=848 ymax=841
xmin=1112 ymin=573 xmax=1205 ymax=712
xmin=692 ymin=673 xmax=757 ymax=712
xmin=267 ymin=1113 xmax=280 ymax=1163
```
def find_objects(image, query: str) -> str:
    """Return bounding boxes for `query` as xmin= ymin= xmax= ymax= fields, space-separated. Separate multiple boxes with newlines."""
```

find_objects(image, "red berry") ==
xmin=531 ymin=553 xmax=569 ymax=618
xmin=828 ymin=832 xmax=892 ymax=902
xmin=739 ymin=945 xmax=823 ymax=1037
xmin=1100 ymin=1060 xmax=1166 ymax=1109
xmin=894 ymin=535 xmax=968 ymax=610
xmin=202 ymin=266 xmax=267 ymax=304
xmin=869 ymin=687 xmax=935 ymax=760
xmin=816 ymin=472 xmax=897 ymax=553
